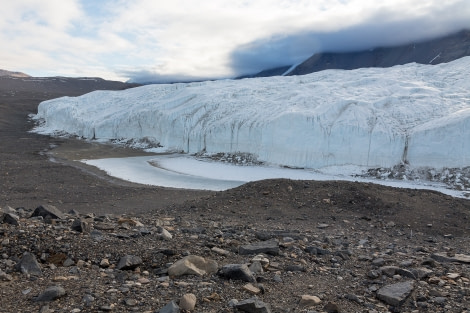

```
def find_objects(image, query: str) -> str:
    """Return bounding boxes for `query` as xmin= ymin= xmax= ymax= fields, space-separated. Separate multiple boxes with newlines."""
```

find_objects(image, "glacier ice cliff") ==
xmin=33 ymin=57 xmax=470 ymax=170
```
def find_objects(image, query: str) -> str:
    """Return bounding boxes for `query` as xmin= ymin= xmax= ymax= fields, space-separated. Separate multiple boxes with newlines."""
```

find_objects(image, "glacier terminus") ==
xmin=33 ymin=57 xmax=470 ymax=191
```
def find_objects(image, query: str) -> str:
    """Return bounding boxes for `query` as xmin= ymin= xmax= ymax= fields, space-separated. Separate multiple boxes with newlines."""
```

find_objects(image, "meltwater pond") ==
xmin=82 ymin=154 xmax=330 ymax=191
xmin=82 ymin=153 xmax=469 ymax=198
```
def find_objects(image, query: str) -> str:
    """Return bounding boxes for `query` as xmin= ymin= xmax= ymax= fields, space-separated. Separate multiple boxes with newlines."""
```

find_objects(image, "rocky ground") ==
xmin=1 ymin=190 xmax=469 ymax=313
xmin=0 ymin=80 xmax=469 ymax=312
xmin=362 ymin=165 xmax=470 ymax=193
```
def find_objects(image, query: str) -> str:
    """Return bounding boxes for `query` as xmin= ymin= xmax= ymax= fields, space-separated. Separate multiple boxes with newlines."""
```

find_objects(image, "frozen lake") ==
xmin=82 ymin=153 xmax=468 ymax=198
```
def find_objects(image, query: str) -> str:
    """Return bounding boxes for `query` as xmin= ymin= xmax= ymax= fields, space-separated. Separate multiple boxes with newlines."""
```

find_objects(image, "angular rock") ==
xmin=305 ymin=246 xmax=331 ymax=255
xmin=99 ymin=304 xmax=114 ymax=311
xmin=446 ymin=272 xmax=461 ymax=279
xmin=367 ymin=270 xmax=380 ymax=279
xmin=228 ymin=299 xmax=239 ymax=307
xmin=252 ymin=255 xmax=270 ymax=268
xmin=15 ymin=252 xmax=42 ymax=276
xmin=71 ymin=219 xmax=90 ymax=233
xmin=212 ymin=247 xmax=230 ymax=256
xmin=380 ymin=266 xmax=399 ymax=277
xmin=116 ymin=255 xmax=142 ymax=270
xmin=431 ymin=252 xmax=470 ymax=264
xmin=31 ymin=204 xmax=65 ymax=220
xmin=139 ymin=228 xmax=152 ymax=236
xmin=239 ymin=240 xmax=279 ymax=256
xmin=179 ymin=293 xmax=196 ymax=311
xmin=118 ymin=217 xmax=144 ymax=227
xmin=434 ymin=296 xmax=447 ymax=304
xmin=243 ymin=283 xmax=261 ymax=294
xmin=219 ymin=264 xmax=256 ymax=282
xmin=100 ymin=258 xmax=110 ymax=268
xmin=68 ymin=209 xmax=80 ymax=216
xmin=323 ymin=302 xmax=341 ymax=313
xmin=158 ymin=300 xmax=180 ymax=313
xmin=115 ymin=233 xmax=130 ymax=239
xmin=181 ymin=227 xmax=206 ymax=234
xmin=411 ymin=267 xmax=433 ymax=279
xmin=157 ymin=226 xmax=173 ymax=240
xmin=335 ymin=250 xmax=352 ymax=260
xmin=83 ymin=294 xmax=95 ymax=306
xmin=34 ymin=286 xmax=67 ymax=302
xmin=269 ymin=262 xmax=281 ymax=270
xmin=372 ymin=258 xmax=386 ymax=266
xmin=399 ymin=260 xmax=414 ymax=267
xmin=377 ymin=281 xmax=414 ymax=307
xmin=249 ymin=261 xmax=264 ymax=274
xmin=2 ymin=212 xmax=20 ymax=225
xmin=299 ymin=295 xmax=321 ymax=307
xmin=168 ymin=255 xmax=218 ymax=277
xmin=38 ymin=305 xmax=51 ymax=313
xmin=285 ymin=264 xmax=305 ymax=272
xmin=344 ymin=294 xmax=363 ymax=304
xmin=63 ymin=258 xmax=75 ymax=267
xmin=0 ymin=206 xmax=13 ymax=214
xmin=125 ymin=298 xmax=138 ymax=306
xmin=0 ymin=269 xmax=13 ymax=281
xmin=47 ymin=253 xmax=67 ymax=266
xmin=428 ymin=276 xmax=446 ymax=285
xmin=396 ymin=268 xmax=416 ymax=279
xmin=90 ymin=230 xmax=104 ymax=242
xmin=234 ymin=297 xmax=271 ymax=313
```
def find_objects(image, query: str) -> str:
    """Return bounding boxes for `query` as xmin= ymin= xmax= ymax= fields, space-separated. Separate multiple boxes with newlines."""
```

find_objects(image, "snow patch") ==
xmin=281 ymin=63 xmax=300 ymax=76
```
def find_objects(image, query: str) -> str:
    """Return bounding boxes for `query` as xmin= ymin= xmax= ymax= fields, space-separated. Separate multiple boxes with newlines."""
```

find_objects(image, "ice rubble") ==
xmin=33 ymin=57 xmax=470 ymax=170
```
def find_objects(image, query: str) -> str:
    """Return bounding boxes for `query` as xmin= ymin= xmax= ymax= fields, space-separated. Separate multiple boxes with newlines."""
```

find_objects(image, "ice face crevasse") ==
xmin=33 ymin=57 xmax=470 ymax=170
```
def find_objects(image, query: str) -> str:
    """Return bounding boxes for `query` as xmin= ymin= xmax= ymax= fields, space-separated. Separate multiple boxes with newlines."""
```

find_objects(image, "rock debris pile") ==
xmin=1 ymin=201 xmax=469 ymax=313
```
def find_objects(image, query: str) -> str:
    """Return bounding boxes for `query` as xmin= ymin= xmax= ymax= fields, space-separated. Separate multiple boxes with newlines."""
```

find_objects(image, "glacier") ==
xmin=33 ymin=57 xmax=470 ymax=171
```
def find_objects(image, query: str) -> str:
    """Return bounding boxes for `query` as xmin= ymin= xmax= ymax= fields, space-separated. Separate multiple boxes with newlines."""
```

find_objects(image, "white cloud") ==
xmin=0 ymin=0 xmax=469 ymax=81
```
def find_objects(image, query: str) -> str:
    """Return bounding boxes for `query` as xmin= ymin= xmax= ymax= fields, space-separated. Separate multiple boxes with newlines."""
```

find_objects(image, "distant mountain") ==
xmin=241 ymin=29 xmax=470 ymax=78
xmin=0 ymin=76 xmax=140 ymax=96
xmin=0 ymin=69 xmax=30 ymax=78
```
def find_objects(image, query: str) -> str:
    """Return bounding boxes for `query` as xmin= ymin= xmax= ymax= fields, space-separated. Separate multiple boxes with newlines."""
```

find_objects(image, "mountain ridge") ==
xmin=0 ymin=76 xmax=140 ymax=96
xmin=0 ymin=69 xmax=30 ymax=78
xmin=240 ymin=29 xmax=470 ymax=79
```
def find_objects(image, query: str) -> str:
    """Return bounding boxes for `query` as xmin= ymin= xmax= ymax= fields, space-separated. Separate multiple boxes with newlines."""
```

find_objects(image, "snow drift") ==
xmin=33 ymin=57 xmax=470 ymax=170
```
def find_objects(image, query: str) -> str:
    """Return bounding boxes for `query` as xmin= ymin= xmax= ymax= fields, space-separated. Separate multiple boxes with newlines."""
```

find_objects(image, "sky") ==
xmin=1 ymin=0 xmax=470 ymax=83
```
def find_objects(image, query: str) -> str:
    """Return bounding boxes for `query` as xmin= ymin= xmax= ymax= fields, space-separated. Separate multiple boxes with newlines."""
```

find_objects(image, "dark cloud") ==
xmin=230 ymin=3 xmax=470 ymax=77
xmin=122 ymin=2 xmax=470 ymax=82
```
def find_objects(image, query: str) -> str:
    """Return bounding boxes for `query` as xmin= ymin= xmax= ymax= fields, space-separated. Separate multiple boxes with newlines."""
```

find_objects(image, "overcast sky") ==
xmin=1 ymin=0 xmax=469 ymax=82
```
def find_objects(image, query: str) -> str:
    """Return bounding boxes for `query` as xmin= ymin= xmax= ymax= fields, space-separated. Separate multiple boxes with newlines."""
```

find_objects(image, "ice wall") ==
xmin=34 ymin=57 xmax=470 ymax=170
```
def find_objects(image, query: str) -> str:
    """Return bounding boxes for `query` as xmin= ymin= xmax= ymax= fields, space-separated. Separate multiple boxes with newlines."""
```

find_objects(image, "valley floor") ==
xmin=0 ymin=88 xmax=469 ymax=312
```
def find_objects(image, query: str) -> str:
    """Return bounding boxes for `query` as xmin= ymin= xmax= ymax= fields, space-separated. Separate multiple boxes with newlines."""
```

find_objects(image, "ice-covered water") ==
xmin=82 ymin=153 xmax=468 ymax=197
